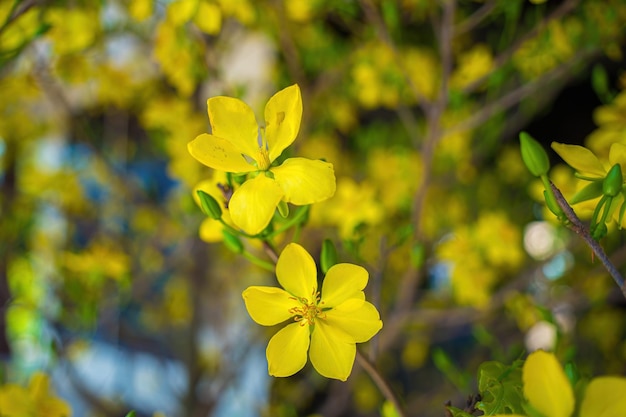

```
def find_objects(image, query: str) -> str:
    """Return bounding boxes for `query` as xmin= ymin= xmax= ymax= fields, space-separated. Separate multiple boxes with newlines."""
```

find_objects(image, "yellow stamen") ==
xmin=288 ymin=289 xmax=325 ymax=326
xmin=257 ymin=148 xmax=271 ymax=170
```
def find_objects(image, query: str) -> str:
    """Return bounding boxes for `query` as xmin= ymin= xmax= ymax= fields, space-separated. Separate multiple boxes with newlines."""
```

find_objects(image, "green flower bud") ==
xmin=602 ymin=164 xmax=623 ymax=198
xmin=222 ymin=229 xmax=244 ymax=253
xmin=520 ymin=132 xmax=550 ymax=177
xmin=320 ymin=238 xmax=338 ymax=274
xmin=197 ymin=190 xmax=222 ymax=220
xmin=277 ymin=200 xmax=289 ymax=218
xmin=592 ymin=222 xmax=608 ymax=240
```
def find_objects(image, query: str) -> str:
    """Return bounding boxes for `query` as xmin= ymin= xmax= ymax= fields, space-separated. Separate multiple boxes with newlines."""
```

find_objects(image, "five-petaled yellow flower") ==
xmin=188 ymin=84 xmax=336 ymax=235
xmin=242 ymin=243 xmax=383 ymax=381
xmin=493 ymin=350 xmax=626 ymax=417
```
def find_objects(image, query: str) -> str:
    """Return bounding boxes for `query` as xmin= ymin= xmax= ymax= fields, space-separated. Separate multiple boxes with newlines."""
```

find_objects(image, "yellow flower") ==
xmin=493 ymin=350 xmax=626 ymax=417
xmin=188 ymin=85 xmax=336 ymax=235
xmin=242 ymin=243 xmax=382 ymax=381
xmin=552 ymin=142 xmax=626 ymax=227
xmin=0 ymin=372 xmax=72 ymax=417
xmin=552 ymin=142 xmax=626 ymax=181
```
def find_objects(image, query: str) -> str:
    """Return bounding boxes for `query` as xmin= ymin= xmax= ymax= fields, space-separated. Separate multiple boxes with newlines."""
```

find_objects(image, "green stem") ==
xmin=241 ymin=250 xmax=275 ymax=272
xmin=266 ymin=205 xmax=310 ymax=238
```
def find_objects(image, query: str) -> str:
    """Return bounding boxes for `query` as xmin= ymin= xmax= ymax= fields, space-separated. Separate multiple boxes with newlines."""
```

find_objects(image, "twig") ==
xmin=443 ymin=46 xmax=597 ymax=137
xmin=550 ymin=182 xmax=626 ymax=300
xmin=356 ymin=350 xmax=408 ymax=417
xmin=461 ymin=0 xmax=580 ymax=94
xmin=455 ymin=0 xmax=497 ymax=36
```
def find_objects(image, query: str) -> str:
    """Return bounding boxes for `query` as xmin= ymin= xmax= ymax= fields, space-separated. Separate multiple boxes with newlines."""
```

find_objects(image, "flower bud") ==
xmin=520 ymin=132 xmax=550 ymax=177
xmin=277 ymin=200 xmax=289 ymax=218
xmin=197 ymin=190 xmax=222 ymax=219
xmin=602 ymin=164 xmax=623 ymax=198
xmin=320 ymin=238 xmax=338 ymax=274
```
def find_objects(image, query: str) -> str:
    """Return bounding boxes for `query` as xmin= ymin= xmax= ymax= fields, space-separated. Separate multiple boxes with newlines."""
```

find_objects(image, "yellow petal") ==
xmin=266 ymin=322 xmax=310 ymax=377
xmin=580 ymin=376 xmax=626 ymax=417
xmin=551 ymin=142 xmax=607 ymax=178
xmin=271 ymin=158 xmax=336 ymax=204
xmin=265 ymin=84 xmax=302 ymax=162
xmin=523 ymin=350 xmax=574 ymax=417
xmin=324 ymin=300 xmax=382 ymax=343
xmin=208 ymin=96 xmax=260 ymax=160
xmin=188 ymin=133 xmax=256 ymax=173
xmin=276 ymin=243 xmax=318 ymax=298
xmin=609 ymin=143 xmax=626 ymax=176
xmin=310 ymin=320 xmax=356 ymax=381
xmin=199 ymin=217 xmax=223 ymax=242
xmin=229 ymin=175 xmax=284 ymax=235
xmin=0 ymin=384 xmax=30 ymax=417
xmin=242 ymin=286 xmax=298 ymax=326
xmin=321 ymin=263 xmax=368 ymax=307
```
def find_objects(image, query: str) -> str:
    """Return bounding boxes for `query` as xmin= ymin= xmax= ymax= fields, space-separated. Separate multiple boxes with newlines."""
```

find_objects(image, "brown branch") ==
xmin=461 ymin=0 xmax=580 ymax=94
xmin=550 ymin=183 xmax=626 ymax=300
xmin=443 ymin=46 xmax=597 ymax=137
xmin=455 ymin=0 xmax=497 ymax=36
xmin=356 ymin=350 xmax=408 ymax=417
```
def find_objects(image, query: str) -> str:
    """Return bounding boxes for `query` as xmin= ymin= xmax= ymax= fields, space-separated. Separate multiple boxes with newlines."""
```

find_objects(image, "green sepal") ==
xmin=320 ymin=238 xmax=338 ymax=274
xmin=520 ymin=132 xmax=550 ymax=177
xmin=124 ymin=412 xmax=137 ymax=417
xmin=277 ymin=200 xmax=289 ymax=218
xmin=564 ymin=362 xmax=579 ymax=386
xmin=619 ymin=199 xmax=626 ymax=228
xmin=222 ymin=229 xmax=244 ymax=253
xmin=602 ymin=164 xmax=623 ymax=197
xmin=592 ymin=221 xmax=608 ymax=240
xmin=543 ymin=189 xmax=565 ymax=220
xmin=197 ymin=190 xmax=222 ymax=220
xmin=570 ymin=180 xmax=604 ymax=204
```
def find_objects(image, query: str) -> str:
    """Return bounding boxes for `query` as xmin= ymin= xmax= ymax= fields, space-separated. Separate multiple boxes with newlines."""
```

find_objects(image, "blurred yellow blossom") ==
xmin=586 ymin=89 xmax=626 ymax=155
xmin=45 ymin=7 xmax=99 ymax=55
xmin=437 ymin=212 xmax=523 ymax=308
xmin=450 ymin=44 xmax=493 ymax=90
xmin=310 ymin=177 xmax=384 ymax=239
xmin=0 ymin=372 xmax=72 ymax=417
xmin=128 ymin=0 xmax=153 ymax=21
xmin=367 ymin=148 xmax=421 ymax=214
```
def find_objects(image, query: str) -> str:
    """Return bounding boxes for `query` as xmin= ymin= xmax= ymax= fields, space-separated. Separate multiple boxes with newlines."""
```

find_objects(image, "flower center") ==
xmin=257 ymin=147 xmax=271 ymax=170
xmin=289 ymin=290 xmax=325 ymax=326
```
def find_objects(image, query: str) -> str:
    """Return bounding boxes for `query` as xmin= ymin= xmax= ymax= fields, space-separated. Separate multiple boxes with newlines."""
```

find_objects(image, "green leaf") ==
xmin=320 ymin=238 xmax=338 ymax=274
xmin=445 ymin=405 xmax=475 ymax=417
xmin=124 ymin=412 xmax=137 ymax=417
xmin=477 ymin=359 xmax=525 ymax=415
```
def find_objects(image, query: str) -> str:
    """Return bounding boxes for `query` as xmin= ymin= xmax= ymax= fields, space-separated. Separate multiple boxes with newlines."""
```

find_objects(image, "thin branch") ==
xmin=359 ymin=0 xmax=429 ymax=114
xmin=356 ymin=350 xmax=408 ymax=417
xmin=461 ymin=0 xmax=580 ymax=94
xmin=455 ymin=0 xmax=497 ymax=36
xmin=443 ymin=46 xmax=597 ymax=137
xmin=550 ymin=183 xmax=626 ymax=300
